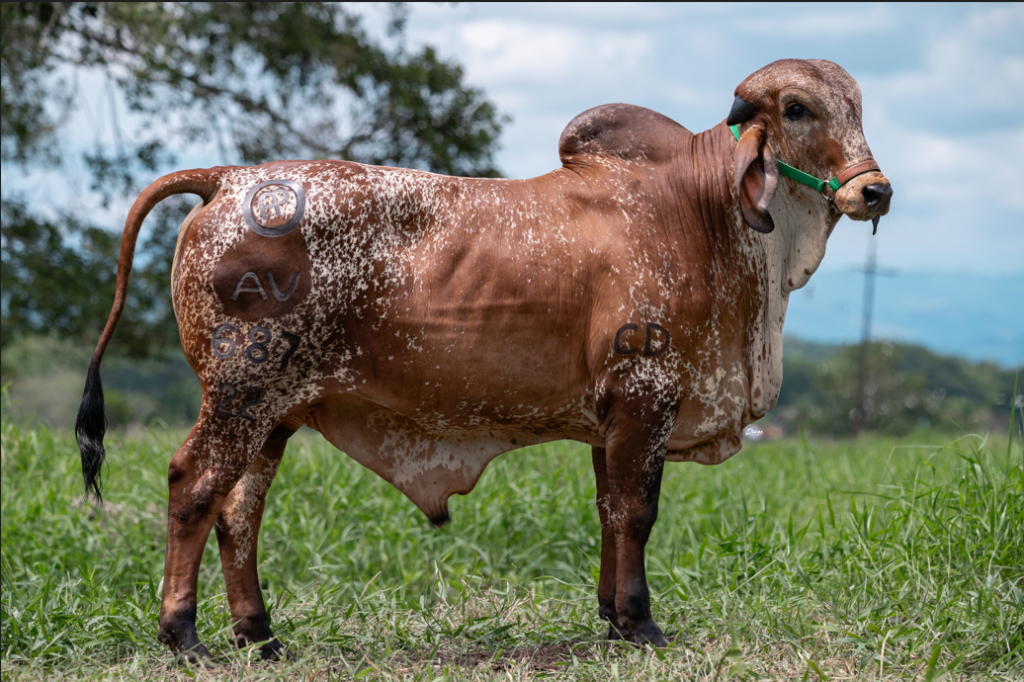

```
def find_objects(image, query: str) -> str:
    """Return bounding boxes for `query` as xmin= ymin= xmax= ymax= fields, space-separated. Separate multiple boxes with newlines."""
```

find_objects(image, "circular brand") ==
xmin=242 ymin=179 xmax=306 ymax=237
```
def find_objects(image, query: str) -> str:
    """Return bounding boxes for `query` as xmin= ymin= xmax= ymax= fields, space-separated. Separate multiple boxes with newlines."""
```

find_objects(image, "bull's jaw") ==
xmin=767 ymin=182 xmax=839 ymax=295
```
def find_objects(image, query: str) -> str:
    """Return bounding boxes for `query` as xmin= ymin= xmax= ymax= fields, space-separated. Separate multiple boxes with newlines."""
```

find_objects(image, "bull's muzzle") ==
xmin=834 ymin=171 xmax=892 ymax=224
xmin=862 ymin=183 xmax=892 ymax=214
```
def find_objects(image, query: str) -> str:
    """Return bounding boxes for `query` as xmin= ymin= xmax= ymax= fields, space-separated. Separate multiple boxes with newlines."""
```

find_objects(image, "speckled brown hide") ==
xmin=77 ymin=59 xmax=891 ymax=659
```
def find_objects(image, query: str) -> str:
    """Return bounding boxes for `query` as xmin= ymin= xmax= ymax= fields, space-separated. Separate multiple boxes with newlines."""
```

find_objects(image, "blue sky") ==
xmin=3 ymin=3 xmax=1021 ymax=366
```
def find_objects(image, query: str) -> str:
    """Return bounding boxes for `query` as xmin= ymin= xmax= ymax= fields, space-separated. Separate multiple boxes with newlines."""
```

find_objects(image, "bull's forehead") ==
xmin=738 ymin=59 xmax=871 ymax=163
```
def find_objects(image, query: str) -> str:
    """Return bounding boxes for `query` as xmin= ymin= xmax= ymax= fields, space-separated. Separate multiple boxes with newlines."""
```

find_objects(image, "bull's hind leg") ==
xmin=157 ymin=416 xmax=264 ymax=663
xmin=214 ymin=431 xmax=290 ymax=660
xmin=594 ymin=385 xmax=677 ymax=646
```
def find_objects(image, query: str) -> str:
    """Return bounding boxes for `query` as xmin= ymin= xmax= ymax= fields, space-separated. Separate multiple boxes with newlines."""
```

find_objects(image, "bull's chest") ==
xmin=664 ymin=355 xmax=751 ymax=463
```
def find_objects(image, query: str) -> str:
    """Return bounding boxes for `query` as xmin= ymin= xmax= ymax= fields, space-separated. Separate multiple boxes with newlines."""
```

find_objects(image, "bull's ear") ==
xmin=734 ymin=125 xmax=779 ymax=234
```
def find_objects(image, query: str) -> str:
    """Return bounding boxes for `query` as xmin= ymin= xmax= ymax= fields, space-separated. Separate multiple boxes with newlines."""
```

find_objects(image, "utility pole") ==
xmin=851 ymin=236 xmax=896 ymax=436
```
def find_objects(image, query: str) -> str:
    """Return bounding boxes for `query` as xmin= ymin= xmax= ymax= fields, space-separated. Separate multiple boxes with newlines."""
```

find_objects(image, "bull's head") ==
xmin=726 ymin=59 xmax=892 ymax=234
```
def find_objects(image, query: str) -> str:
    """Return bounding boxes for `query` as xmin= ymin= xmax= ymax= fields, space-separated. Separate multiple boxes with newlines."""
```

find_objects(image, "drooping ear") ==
xmin=726 ymin=95 xmax=757 ymax=126
xmin=734 ymin=124 xmax=779 ymax=233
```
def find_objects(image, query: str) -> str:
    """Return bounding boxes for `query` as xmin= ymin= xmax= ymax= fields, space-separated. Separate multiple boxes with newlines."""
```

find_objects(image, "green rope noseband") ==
xmin=730 ymin=124 xmax=874 ymax=195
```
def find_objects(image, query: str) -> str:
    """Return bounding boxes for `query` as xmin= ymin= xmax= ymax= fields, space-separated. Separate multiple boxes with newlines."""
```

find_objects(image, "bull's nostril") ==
xmin=862 ymin=183 xmax=893 ymax=211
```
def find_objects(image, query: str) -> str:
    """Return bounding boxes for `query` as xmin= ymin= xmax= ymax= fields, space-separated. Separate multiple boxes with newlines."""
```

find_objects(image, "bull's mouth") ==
xmin=834 ymin=171 xmax=893 ymax=223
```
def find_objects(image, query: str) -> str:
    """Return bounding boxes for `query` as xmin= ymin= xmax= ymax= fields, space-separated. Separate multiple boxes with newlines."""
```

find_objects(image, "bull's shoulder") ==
xmin=558 ymin=104 xmax=692 ymax=167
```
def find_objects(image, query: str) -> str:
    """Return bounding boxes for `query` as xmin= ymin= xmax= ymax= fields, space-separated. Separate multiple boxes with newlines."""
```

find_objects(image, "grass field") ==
xmin=2 ymin=413 xmax=1021 ymax=680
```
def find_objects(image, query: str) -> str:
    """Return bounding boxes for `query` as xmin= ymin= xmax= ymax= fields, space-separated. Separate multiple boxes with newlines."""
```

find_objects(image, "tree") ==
xmin=1 ymin=197 xmax=186 ymax=355
xmin=1 ymin=2 xmax=508 ymax=355
xmin=773 ymin=340 xmax=1017 ymax=436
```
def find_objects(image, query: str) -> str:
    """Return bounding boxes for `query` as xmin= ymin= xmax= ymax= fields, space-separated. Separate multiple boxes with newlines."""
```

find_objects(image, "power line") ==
xmin=850 ymin=235 xmax=897 ymax=436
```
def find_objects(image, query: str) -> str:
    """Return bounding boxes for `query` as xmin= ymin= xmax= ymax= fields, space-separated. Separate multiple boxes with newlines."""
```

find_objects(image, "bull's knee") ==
xmin=624 ymin=502 xmax=659 ymax=540
xmin=170 ymin=487 xmax=220 ymax=525
xmin=168 ymin=462 xmax=186 ymax=485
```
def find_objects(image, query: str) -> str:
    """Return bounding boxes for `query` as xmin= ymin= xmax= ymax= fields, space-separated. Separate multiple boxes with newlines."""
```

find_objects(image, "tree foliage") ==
xmin=1 ymin=197 xmax=186 ymax=356
xmin=775 ymin=339 xmax=1018 ymax=436
xmin=1 ymin=2 xmax=507 ymax=355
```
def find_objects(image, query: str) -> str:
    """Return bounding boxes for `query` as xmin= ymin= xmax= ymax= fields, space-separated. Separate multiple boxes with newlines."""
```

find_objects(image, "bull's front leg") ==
xmin=214 ymin=435 xmax=288 ymax=660
xmin=593 ymin=387 xmax=677 ymax=646
xmin=157 ymin=416 xmax=261 ymax=664
xmin=591 ymin=446 xmax=622 ymax=638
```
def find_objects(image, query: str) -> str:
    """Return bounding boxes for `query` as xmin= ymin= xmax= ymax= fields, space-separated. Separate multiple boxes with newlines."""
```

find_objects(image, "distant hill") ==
xmin=777 ymin=336 xmax=1020 ymax=437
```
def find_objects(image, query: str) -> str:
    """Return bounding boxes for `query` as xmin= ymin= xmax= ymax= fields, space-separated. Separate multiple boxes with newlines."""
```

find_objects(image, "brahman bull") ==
xmin=76 ymin=58 xmax=892 ymax=659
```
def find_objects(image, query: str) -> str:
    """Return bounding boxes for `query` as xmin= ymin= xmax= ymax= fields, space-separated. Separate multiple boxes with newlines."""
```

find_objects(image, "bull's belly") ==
xmin=300 ymin=326 xmax=758 ymax=515
xmin=305 ymin=362 xmax=752 ymax=522
xmin=310 ymin=392 xmax=601 ymax=523
xmin=307 ymin=387 xmax=747 ymax=522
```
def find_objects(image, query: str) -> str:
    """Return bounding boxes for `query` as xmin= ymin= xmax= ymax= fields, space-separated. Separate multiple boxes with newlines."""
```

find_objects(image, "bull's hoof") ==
xmin=233 ymin=630 xmax=287 ymax=661
xmin=179 ymin=643 xmax=214 ymax=668
xmin=630 ymin=627 xmax=669 ymax=648
xmin=259 ymin=638 xmax=286 ymax=661
xmin=612 ymin=619 xmax=669 ymax=647
xmin=159 ymin=620 xmax=213 ymax=667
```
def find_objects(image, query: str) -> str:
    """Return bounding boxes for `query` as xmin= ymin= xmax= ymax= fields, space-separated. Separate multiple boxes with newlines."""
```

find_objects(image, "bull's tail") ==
xmin=76 ymin=168 xmax=224 ymax=500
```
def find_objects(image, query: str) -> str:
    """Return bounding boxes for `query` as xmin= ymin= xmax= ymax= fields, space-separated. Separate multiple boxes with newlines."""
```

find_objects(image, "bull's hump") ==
xmin=558 ymin=104 xmax=691 ymax=167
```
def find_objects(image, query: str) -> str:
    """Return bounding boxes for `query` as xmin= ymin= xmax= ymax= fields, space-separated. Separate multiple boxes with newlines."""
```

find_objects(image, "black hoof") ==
xmin=159 ymin=618 xmax=213 ymax=667
xmin=233 ymin=630 xmax=287 ymax=661
xmin=613 ymin=618 xmax=668 ymax=647
xmin=180 ymin=643 xmax=214 ymax=668
xmin=630 ymin=618 xmax=671 ymax=647
xmin=632 ymin=629 xmax=669 ymax=648
xmin=260 ymin=638 xmax=286 ymax=661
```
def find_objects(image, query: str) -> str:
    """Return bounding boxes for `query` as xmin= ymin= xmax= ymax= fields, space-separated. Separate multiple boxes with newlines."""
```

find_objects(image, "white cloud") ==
xmin=864 ymin=5 xmax=1024 ymax=125
xmin=870 ymin=123 xmax=1024 ymax=212
xmin=732 ymin=4 xmax=899 ymax=38
xmin=417 ymin=19 xmax=651 ymax=90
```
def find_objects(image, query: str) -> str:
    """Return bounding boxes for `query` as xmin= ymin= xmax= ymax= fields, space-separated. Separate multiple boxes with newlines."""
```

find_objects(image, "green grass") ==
xmin=1 ymin=416 xmax=1021 ymax=680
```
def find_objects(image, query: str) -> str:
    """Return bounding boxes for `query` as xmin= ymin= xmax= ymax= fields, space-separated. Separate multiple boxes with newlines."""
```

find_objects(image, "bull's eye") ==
xmin=784 ymin=103 xmax=811 ymax=121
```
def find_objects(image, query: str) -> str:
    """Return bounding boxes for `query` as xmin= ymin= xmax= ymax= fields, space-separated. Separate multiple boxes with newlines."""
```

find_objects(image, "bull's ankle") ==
xmin=231 ymin=614 xmax=284 ymax=660
xmin=158 ymin=605 xmax=215 ymax=664
xmin=232 ymin=613 xmax=272 ymax=642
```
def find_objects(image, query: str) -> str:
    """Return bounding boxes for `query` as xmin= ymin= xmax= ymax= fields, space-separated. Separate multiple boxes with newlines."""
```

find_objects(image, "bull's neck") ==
xmin=687 ymin=123 xmax=735 ymax=220
xmin=683 ymin=122 xmax=840 ymax=415
xmin=688 ymin=121 xmax=840 ymax=293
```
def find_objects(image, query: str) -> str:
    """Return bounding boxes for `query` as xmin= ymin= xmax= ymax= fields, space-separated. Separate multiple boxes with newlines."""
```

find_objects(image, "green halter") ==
xmin=729 ymin=124 xmax=877 ymax=195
